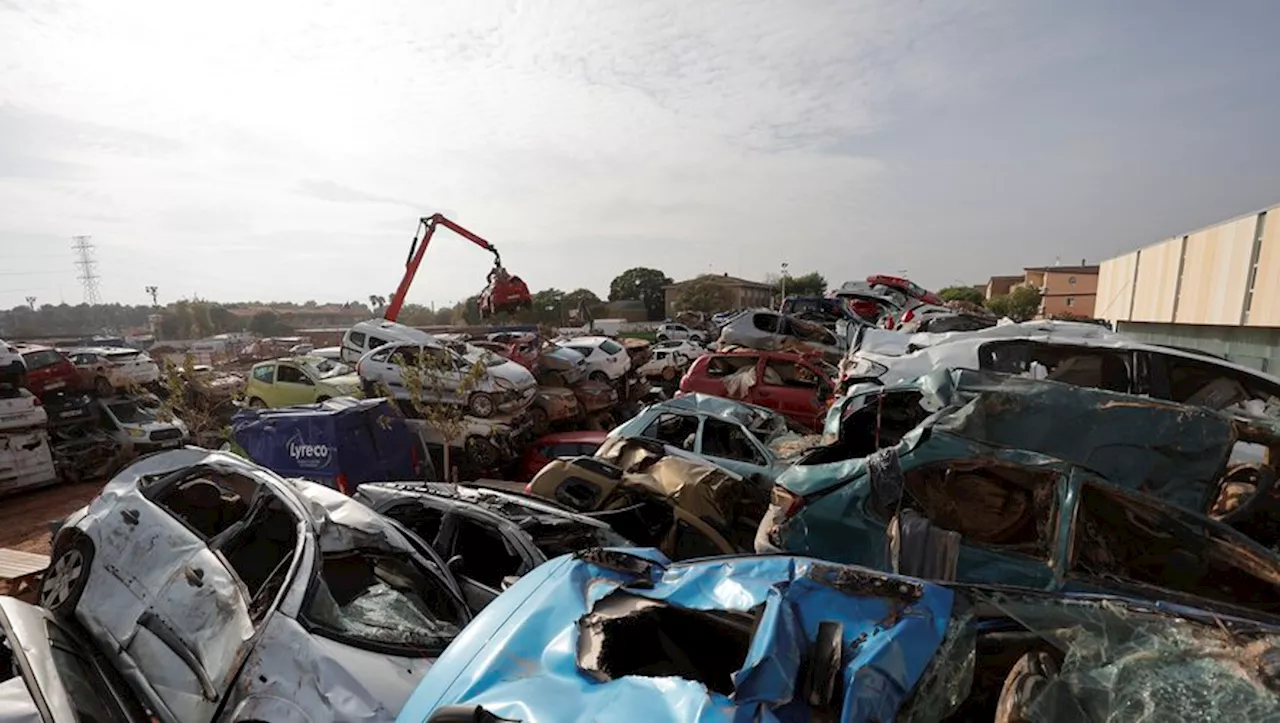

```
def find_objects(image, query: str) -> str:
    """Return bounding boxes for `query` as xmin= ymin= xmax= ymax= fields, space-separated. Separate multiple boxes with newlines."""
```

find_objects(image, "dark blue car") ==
xmin=231 ymin=396 xmax=426 ymax=492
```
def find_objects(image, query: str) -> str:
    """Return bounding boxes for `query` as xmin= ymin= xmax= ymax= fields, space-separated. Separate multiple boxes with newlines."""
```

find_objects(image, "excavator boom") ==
xmin=385 ymin=214 xmax=505 ymax=322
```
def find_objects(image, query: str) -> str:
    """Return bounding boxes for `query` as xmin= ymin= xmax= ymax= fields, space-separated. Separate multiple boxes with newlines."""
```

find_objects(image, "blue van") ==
xmin=231 ymin=397 xmax=428 ymax=493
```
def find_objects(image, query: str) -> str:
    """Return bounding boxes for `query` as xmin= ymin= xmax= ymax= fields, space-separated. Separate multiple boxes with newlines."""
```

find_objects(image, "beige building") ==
xmin=985 ymin=275 xmax=1023 ymax=300
xmin=1023 ymin=264 xmax=1099 ymax=317
xmin=1095 ymin=201 xmax=1280 ymax=372
xmin=664 ymin=274 xmax=773 ymax=316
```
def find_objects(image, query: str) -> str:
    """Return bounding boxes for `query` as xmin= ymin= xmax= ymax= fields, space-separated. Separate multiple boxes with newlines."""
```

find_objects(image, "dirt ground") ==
xmin=0 ymin=482 xmax=102 ymax=555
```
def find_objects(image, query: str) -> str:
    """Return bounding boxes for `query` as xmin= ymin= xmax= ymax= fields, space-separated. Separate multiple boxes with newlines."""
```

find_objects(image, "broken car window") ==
xmin=1164 ymin=356 xmax=1280 ymax=411
xmin=640 ymin=413 xmax=700 ymax=451
xmin=383 ymin=503 xmax=445 ymax=546
xmin=525 ymin=519 xmax=631 ymax=559
xmin=700 ymin=418 xmax=766 ymax=465
xmin=452 ymin=518 xmax=525 ymax=589
xmin=107 ymin=400 xmax=158 ymax=424
xmin=151 ymin=472 xmax=256 ymax=540
xmin=762 ymin=360 xmax=818 ymax=388
xmin=47 ymin=624 xmax=137 ymax=723
xmin=276 ymin=365 xmax=308 ymax=384
xmin=706 ymin=356 xmax=757 ymax=377
xmin=20 ymin=350 xmax=65 ymax=370
xmin=347 ymin=331 xmax=367 ymax=347
xmin=304 ymin=551 xmax=465 ymax=654
xmin=978 ymin=341 xmax=1131 ymax=393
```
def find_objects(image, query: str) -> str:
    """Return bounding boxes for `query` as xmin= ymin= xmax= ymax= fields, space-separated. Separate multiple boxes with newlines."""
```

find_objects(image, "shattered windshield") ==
xmin=302 ymin=358 xmax=344 ymax=379
xmin=304 ymin=550 xmax=465 ymax=655
xmin=460 ymin=344 xmax=507 ymax=368
xmin=108 ymin=401 xmax=157 ymax=424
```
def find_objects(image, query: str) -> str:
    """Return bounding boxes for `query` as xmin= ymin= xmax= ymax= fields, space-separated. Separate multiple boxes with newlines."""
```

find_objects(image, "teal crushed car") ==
xmin=757 ymin=368 xmax=1280 ymax=620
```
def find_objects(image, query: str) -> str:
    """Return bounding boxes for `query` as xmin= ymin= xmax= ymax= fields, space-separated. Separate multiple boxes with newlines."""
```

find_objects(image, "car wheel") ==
xmin=589 ymin=371 xmax=609 ymax=383
xmin=530 ymin=406 xmax=550 ymax=435
xmin=467 ymin=392 xmax=495 ymax=418
xmin=249 ymin=397 xmax=266 ymax=408
xmin=661 ymin=366 xmax=677 ymax=381
xmin=41 ymin=537 xmax=93 ymax=617
xmin=995 ymin=650 xmax=1060 ymax=723
xmin=464 ymin=437 xmax=500 ymax=469
xmin=93 ymin=376 xmax=112 ymax=397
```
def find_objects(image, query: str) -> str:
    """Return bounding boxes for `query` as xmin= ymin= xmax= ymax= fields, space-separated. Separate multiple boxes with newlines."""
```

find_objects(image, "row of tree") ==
xmin=937 ymin=284 xmax=1046 ymax=322
xmin=1 ymin=266 xmax=832 ymax=340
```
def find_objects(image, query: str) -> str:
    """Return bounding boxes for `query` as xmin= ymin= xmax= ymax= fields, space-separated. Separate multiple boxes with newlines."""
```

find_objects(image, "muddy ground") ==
xmin=0 ymin=482 xmax=101 ymax=555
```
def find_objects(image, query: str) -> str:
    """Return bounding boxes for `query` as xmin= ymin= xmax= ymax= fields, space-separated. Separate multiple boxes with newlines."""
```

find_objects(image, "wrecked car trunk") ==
xmin=526 ymin=437 xmax=770 ymax=559
xmin=716 ymin=308 xmax=845 ymax=362
xmin=396 ymin=548 xmax=1280 ymax=723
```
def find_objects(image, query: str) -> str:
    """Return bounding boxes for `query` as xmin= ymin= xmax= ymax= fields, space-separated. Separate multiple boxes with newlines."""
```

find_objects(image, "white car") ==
xmin=842 ymin=320 xmax=1280 ymax=417
xmin=65 ymin=347 xmax=160 ymax=395
xmin=357 ymin=340 xmax=536 ymax=417
xmin=41 ymin=448 xmax=472 ymax=723
xmin=0 ymin=386 xmax=46 ymax=431
xmin=557 ymin=336 xmax=632 ymax=382
xmin=656 ymin=323 xmax=706 ymax=343
xmin=310 ymin=346 xmax=344 ymax=362
xmin=96 ymin=395 xmax=189 ymax=454
xmin=341 ymin=318 xmax=430 ymax=363
xmin=638 ymin=341 xmax=703 ymax=381
xmin=0 ymin=339 xmax=24 ymax=388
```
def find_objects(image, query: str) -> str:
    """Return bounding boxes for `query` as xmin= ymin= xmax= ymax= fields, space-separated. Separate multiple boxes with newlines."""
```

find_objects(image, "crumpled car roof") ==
xmin=395 ymin=549 xmax=955 ymax=723
xmin=643 ymin=392 xmax=781 ymax=424
xmin=791 ymin=368 xmax=1264 ymax=512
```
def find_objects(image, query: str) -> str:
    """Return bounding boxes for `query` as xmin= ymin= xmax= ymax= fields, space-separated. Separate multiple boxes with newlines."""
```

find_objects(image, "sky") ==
xmin=3 ymin=0 xmax=1280 ymax=311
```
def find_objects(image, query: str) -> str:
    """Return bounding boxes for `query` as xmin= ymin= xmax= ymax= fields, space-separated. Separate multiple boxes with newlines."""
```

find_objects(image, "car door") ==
xmin=438 ymin=511 xmax=535 ymax=611
xmin=130 ymin=470 xmax=295 ymax=722
xmin=271 ymin=363 xmax=318 ymax=405
xmin=695 ymin=416 xmax=770 ymax=479
xmin=755 ymin=357 xmax=824 ymax=429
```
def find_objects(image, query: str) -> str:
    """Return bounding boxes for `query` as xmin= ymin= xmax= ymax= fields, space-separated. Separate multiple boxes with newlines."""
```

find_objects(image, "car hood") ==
xmin=395 ymin=549 xmax=954 ymax=722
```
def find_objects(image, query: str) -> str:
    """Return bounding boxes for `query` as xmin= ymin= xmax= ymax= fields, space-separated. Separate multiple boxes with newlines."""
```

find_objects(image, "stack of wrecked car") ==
xmin=395 ymin=547 xmax=1280 ymax=722
xmin=715 ymin=308 xmax=845 ymax=362
xmin=758 ymin=368 xmax=1280 ymax=621
xmin=526 ymin=436 xmax=771 ymax=559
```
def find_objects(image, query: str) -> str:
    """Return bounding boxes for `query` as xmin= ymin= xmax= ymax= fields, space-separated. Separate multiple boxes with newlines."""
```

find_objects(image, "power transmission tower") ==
xmin=71 ymin=235 xmax=101 ymax=305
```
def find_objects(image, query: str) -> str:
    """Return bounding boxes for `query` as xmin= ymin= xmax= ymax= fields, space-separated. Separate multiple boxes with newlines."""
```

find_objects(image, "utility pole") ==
xmin=24 ymin=297 xmax=36 ymax=311
xmin=145 ymin=286 xmax=159 ymax=307
xmin=779 ymin=262 xmax=789 ymax=310
xmin=72 ymin=236 xmax=101 ymax=305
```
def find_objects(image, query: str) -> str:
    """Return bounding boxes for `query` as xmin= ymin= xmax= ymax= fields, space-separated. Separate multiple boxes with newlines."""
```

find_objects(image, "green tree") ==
xmin=609 ymin=267 xmax=673 ymax=321
xmin=773 ymin=271 xmax=827 ymax=299
xmin=531 ymin=288 xmax=567 ymax=325
xmin=985 ymin=285 xmax=1042 ymax=321
xmin=399 ymin=304 xmax=436 ymax=326
xmin=248 ymin=311 xmax=292 ymax=336
xmin=677 ymin=275 xmax=734 ymax=313
xmin=938 ymin=285 xmax=984 ymax=305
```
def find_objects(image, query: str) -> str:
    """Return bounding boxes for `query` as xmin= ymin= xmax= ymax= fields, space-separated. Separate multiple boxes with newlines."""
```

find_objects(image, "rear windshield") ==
xmin=22 ymin=350 xmax=65 ymax=370
xmin=108 ymin=401 xmax=158 ymax=424
xmin=304 ymin=551 xmax=465 ymax=655
xmin=103 ymin=350 xmax=141 ymax=362
xmin=600 ymin=340 xmax=624 ymax=355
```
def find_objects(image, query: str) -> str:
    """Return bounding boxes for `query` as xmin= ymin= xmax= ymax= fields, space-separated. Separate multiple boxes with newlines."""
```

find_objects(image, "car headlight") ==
xmin=126 ymin=427 xmax=147 ymax=438
xmin=844 ymin=357 xmax=888 ymax=379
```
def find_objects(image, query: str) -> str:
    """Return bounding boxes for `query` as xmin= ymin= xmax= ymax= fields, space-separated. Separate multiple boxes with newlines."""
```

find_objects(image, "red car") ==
xmin=479 ymin=273 xmax=532 ymax=318
xmin=866 ymin=274 xmax=945 ymax=307
xmin=517 ymin=430 xmax=608 ymax=482
xmin=678 ymin=350 xmax=836 ymax=431
xmin=14 ymin=345 xmax=82 ymax=397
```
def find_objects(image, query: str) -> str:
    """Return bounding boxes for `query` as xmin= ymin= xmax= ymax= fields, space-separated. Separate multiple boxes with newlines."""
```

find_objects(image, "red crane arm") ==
xmin=384 ymin=214 xmax=503 ymax=322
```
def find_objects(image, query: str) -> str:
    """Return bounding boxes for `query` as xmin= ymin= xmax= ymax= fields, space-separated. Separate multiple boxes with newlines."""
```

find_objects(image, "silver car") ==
xmin=41 ymin=448 xmax=471 ymax=723
xmin=357 ymin=340 xmax=537 ymax=417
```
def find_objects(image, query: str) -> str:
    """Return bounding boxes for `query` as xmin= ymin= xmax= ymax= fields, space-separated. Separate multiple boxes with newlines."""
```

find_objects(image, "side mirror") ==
xmin=446 ymin=554 xmax=464 ymax=574
xmin=500 ymin=575 xmax=520 ymax=591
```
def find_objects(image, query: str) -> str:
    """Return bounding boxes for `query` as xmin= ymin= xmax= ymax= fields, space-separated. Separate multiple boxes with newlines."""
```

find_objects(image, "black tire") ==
xmin=530 ymin=406 xmax=550 ymax=435
xmin=589 ymin=371 xmax=609 ymax=383
xmin=468 ymin=392 xmax=495 ymax=418
xmin=41 ymin=536 xmax=93 ymax=617
xmin=93 ymin=376 xmax=113 ymax=397
xmin=465 ymin=437 xmax=499 ymax=469
xmin=995 ymin=650 xmax=1060 ymax=723
xmin=249 ymin=397 xmax=266 ymax=409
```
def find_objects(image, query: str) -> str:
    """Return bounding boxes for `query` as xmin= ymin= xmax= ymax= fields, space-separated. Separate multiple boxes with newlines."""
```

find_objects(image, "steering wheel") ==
xmin=1217 ymin=463 xmax=1277 ymax=527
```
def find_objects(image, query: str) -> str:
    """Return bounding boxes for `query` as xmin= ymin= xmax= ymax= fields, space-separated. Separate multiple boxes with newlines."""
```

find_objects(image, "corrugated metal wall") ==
xmin=1116 ymin=321 xmax=1280 ymax=373
xmin=1094 ymin=251 xmax=1137 ymax=320
xmin=1174 ymin=216 xmax=1254 ymax=325
xmin=1248 ymin=211 xmax=1280 ymax=327
xmin=1130 ymin=237 xmax=1181 ymax=322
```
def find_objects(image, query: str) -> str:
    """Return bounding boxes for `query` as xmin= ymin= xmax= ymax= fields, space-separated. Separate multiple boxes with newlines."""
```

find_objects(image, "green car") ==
xmin=757 ymin=368 xmax=1280 ymax=620
xmin=243 ymin=356 xmax=363 ymax=408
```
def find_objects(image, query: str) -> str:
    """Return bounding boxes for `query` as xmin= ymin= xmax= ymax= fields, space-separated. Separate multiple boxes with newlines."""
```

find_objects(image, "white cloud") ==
xmin=0 ymin=0 xmax=1052 ymax=307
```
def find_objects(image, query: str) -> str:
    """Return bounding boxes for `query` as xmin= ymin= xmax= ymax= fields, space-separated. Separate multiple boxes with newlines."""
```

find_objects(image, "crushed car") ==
xmin=608 ymin=393 xmax=812 ymax=484
xmin=354 ymin=482 xmax=631 ymax=610
xmin=679 ymin=349 xmax=838 ymax=431
xmin=404 ymin=411 xmax=533 ymax=475
xmin=64 ymin=346 xmax=161 ymax=396
xmin=358 ymin=340 xmax=535 ymax=418
xmin=394 ymin=548 xmax=1280 ymax=722
xmin=758 ymin=369 xmax=1280 ymax=619
xmin=715 ymin=308 xmax=844 ymax=361
xmin=527 ymin=436 xmax=770 ymax=558
xmin=42 ymin=448 xmax=472 ymax=723
xmin=96 ymin=394 xmax=188 ymax=456
xmin=529 ymin=385 xmax=580 ymax=434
